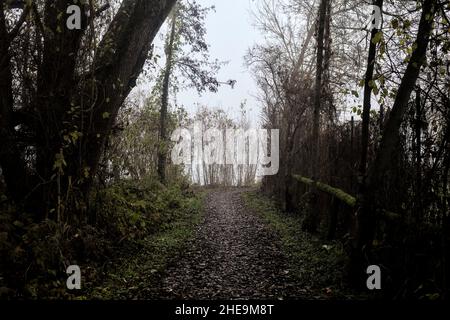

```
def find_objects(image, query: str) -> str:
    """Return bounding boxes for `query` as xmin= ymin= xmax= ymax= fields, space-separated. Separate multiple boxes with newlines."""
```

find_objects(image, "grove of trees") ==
xmin=249 ymin=0 xmax=450 ymax=298
xmin=1 ymin=0 xmax=449 ymax=300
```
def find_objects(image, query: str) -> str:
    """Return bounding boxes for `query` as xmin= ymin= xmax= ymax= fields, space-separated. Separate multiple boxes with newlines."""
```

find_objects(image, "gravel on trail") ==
xmin=158 ymin=188 xmax=312 ymax=299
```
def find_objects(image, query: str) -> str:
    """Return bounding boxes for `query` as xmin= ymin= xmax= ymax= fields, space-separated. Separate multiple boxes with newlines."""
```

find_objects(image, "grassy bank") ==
xmin=85 ymin=184 xmax=205 ymax=299
xmin=241 ymin=190 xmax=363 ymax=299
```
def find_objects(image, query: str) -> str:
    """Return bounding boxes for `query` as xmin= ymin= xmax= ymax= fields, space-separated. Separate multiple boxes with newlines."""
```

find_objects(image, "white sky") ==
xmin=176 ymin=0 xmax=264 ymax=126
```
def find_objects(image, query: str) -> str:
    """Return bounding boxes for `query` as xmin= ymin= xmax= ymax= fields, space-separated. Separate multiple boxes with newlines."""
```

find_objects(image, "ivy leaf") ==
xmin=372 ymin=31 xmax=383 ymax=44
xmin=391 ymin=19 xmax=399 ymax=29
xmin=83 ymin=167 xmax=90 ymax=179
xmin=53 ymin=151 xmax=67 ymax=173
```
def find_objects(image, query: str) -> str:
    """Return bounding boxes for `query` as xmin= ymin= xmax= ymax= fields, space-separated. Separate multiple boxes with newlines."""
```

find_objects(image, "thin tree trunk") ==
xmin=358 ymin=0 xmax=384 ymax=181
xmin=379 ymin=103 xmax=384 ymax=131
xmin=442 ymin=140 xmax=450 ymax=299
xmin=351 ymin=0 xmax=437 ymax=286
xmin=0 ymin=1 xmax=31 ymax=202
xmin=414 ymin=88 xmax=422 ymax=223
xmin=442 ymin=97 xmax=450 ymax=299
xmin=351 ymin=0 xmax=384 ymax=280
xmin=311 ymin=0 xmax=328 ymax=179
xmin=327 ymin=196 xmax=339 ymax=240
xmin=158 ymin=7 xmax=178 ymax=184
xmin=302 ymin=0 xmax=329 ymax=232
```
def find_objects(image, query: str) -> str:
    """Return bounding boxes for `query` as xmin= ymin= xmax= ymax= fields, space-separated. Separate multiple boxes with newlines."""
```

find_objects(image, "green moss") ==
xmin=292 ymin=175 xmax=401 ymax=221
xmin=292 ymin=175 xmax=356 ymax=207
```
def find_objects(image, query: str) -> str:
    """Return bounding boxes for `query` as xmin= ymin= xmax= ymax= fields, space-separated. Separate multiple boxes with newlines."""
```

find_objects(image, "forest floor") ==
xmin=87 ymin=187 xmax=362 ymax=300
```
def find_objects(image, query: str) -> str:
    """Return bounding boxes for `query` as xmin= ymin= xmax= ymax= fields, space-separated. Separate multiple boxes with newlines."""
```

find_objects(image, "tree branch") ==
xmin=7 ymin=3 xmax=29 ymax=41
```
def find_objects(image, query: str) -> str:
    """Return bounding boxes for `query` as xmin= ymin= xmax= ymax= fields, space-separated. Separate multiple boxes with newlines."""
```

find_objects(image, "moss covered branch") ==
xmin=292 ymin=175 xmax=356 ymax=207
xmin=292 ymin=175 xmax=400 ymax=221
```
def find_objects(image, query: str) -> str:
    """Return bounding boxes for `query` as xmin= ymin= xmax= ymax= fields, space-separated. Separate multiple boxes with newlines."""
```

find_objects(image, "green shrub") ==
xmin=0 ymin=178 xmax=198 ymax=299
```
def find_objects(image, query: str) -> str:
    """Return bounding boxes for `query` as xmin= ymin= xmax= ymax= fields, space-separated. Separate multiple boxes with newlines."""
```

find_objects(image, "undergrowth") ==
xmin=0 ymin=178 xmax=201 ymax=299
xmin=86 ymin=185 xmax=204 ymax=299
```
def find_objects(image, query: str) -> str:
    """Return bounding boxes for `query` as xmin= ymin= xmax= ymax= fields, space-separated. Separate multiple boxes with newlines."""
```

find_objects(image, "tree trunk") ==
xmin=0 ymin=0 xmax=177 ymax=218
xmin=442 ymin=97 xmax=450 ymax=299
xmin=327 ymin=196 xmax=339 ymax=240
xmin=158 ymin=7 xmax=178 ymax=184
xmin=311 ymin=0 xmax=328 ymax=179
xmin=414 ymin=88 xmax=423 ymax=223
xmin=302 ymin=0 xmax=329 ymax=232
xmin=442 ymin=141 xmax=450 ymax=300
xmin=358 ymin=0 xmax=384 ymax=182
xmin=0 ymin=0 xmax=32 ymax=203
xmin=351 ymin=0 xmax=437 ymax=287
xmin=351 ymin=0 xmax=384 ymax=283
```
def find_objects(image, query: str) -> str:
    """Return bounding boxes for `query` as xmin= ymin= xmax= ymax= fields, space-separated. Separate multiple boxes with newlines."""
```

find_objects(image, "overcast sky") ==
xmin=176 ymin=0 xmax=264 ymax=126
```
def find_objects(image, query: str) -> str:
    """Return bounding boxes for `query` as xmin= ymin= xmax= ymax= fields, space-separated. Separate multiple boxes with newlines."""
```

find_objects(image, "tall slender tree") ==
xmin=302 ymin=0 xmax=330 ymax=232
xmin=155 ymin=0 xmax=223 ymax=183
xmin=158 ymin=5 xmax=179 ymax=184
xmin=351 ymin=0 xmax=438 ymax=284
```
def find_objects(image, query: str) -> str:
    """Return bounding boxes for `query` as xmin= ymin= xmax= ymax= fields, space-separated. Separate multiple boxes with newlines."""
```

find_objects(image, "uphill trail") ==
xmin=157 ymin=188 xmax=312 ymax=299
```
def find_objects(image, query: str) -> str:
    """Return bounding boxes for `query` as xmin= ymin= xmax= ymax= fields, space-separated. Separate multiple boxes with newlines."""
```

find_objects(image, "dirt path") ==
xmin=157 ymin=188 xmax=311 ymax=299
